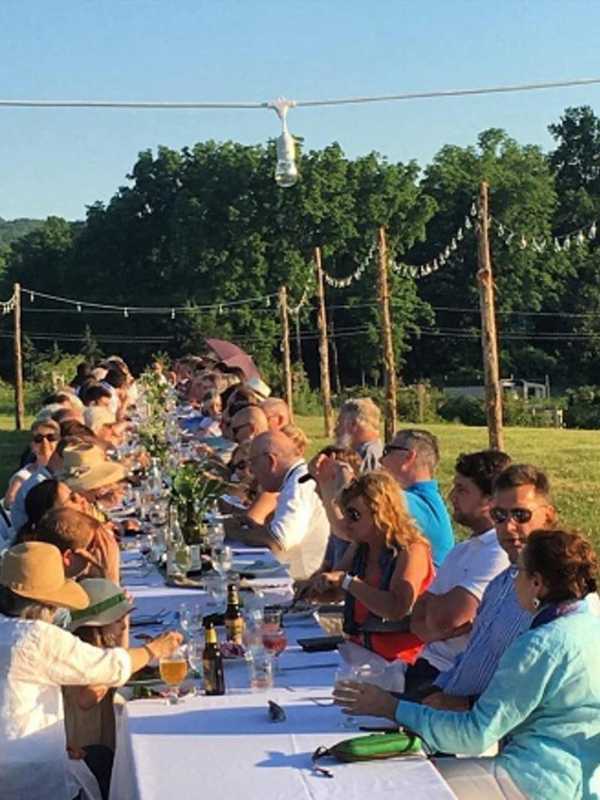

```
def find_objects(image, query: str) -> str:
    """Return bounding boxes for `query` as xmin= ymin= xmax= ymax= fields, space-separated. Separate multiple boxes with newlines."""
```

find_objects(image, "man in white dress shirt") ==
xmin=235 ymin=431 xmax=330 ymax=579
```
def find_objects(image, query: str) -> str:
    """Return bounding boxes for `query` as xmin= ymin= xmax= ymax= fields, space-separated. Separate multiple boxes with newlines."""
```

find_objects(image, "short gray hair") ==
xmin=393 ymin=428 xmax=440 ymax=473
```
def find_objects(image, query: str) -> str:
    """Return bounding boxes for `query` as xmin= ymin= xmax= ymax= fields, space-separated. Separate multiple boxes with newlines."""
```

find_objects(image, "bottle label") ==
xmin=225 ymin=616 xmax=245 ymax=645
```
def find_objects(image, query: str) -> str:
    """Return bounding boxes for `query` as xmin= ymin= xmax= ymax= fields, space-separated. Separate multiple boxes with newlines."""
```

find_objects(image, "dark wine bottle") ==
xmin=202 ymin=621 xmax=225 ymax=696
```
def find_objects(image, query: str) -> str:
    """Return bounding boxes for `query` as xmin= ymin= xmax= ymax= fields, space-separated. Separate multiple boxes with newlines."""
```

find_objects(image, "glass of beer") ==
xmin=159 ymin=646 xmax=188 ymax=705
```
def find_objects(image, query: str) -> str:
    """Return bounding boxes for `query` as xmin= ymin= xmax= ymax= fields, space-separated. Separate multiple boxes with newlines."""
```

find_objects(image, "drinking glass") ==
xmin=179 ymin=603 xmax=203 ymax=640
xmin=187 ymin=639 xmax=204 ymax=696
xmin=334 ymin=665 xmax=359 ymax=729
xmin=159 ymin=647 xmax=188 ymax=705
xmin=261 ymin=608 xmax=287 ymax=670
xmin=247 ymin=649 xmax=273 ymax=691
xmin=203 ymin=572 xmax=227 ymax=614
xmin=212 ymin=546 xmax=233 ymax=578
xmin=175 ymin=545 xmax=193 ymax=576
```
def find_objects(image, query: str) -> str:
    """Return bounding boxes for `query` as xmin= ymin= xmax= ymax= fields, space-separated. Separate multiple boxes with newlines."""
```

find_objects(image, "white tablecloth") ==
xmin=111 ymin=544 xmax=456 ymax=800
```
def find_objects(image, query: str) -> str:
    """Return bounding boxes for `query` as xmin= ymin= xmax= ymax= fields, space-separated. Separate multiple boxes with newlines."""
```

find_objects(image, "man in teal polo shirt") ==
xmin=381 ymin=428 xmax=454 ymax=567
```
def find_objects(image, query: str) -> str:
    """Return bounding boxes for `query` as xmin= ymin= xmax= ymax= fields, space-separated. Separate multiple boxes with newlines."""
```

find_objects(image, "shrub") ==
xmin=438 ymin=394 xmax=487 ymax=426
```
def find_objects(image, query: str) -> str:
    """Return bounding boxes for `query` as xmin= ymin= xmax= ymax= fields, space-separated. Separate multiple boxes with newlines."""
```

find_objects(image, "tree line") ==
xmin=2 ymin=105 xmax=600 ymax=393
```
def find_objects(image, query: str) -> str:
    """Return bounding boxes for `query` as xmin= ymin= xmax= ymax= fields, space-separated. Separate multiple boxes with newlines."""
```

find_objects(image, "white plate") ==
xmin=234 ymin=560 xmax=284 ymax=576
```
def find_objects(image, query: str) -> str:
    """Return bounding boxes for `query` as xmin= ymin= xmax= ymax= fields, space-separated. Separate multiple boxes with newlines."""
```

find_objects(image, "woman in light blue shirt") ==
xmin=334 ymin=529 xmax=600 ymax=800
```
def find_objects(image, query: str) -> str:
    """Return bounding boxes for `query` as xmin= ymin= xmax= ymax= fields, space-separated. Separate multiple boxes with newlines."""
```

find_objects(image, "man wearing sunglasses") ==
xmin=422 ymin=464 xmax=555 ymax=712
xmin=229 ymin=406 xmax=269 ymax=445
xmin=380 ymin=429 xmax=454 ymax=567
xmin=232 ymin=431 xmax=329 ymax=579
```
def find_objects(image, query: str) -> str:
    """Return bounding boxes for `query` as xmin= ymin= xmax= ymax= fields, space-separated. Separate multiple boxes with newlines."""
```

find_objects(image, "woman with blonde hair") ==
xmin=310 ymin=470 xmax=435 ymax=662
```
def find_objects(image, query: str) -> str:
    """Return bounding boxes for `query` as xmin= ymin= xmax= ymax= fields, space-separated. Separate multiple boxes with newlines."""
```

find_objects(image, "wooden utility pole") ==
xmin=278 ymin=286 xmax=294 ymax=420
xmin=377 ymin=227 xmax=398 ymax=441
xmin=476 ymin=182 xmax=504 ymax=450
xmin=13 ymin=283 xmax=25 ymax=431
xmin=314 ymin=247 xmax=334 ymax=437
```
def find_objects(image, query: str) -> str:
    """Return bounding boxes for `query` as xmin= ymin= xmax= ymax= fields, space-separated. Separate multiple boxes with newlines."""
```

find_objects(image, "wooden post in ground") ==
xmin=314 ymin=246 xmax=334 ymax=437
xmin=476 ymin=181 xmax=504 ymax=450
xmin=278 ymin=286 xmax=294 ymax=421
xmin=13 ymin=283 xmax=25 ymax=431
xmin=377 ymin=227 xmax=398 ymax=441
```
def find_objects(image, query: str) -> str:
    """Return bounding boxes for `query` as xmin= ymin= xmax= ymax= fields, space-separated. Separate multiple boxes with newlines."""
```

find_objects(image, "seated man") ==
xmin=229 ymin=406 xmax=269 ymax=445
xmin=422 ymin=464 xmax=556 ymax=711
xmin=335 ymin=397 xmax=383 ymax=471
xmin=230 ymin=431 xmax=330 ymax=580
xmin=404 ymin=450 xmax=512 ymax=697
xmin=261 ymin=398 xmax=291 ymax=432
xmin=33 ymin=507 xmax=106 ymax=580
xmin=380 ymin=429 xmax=454 ymax=567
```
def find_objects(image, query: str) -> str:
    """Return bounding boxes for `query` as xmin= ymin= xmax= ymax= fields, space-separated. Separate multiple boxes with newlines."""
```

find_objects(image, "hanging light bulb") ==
xmin=76 ymin=303 xmax=82 ymax=312
xmin=269 ymin=98 xmax=298 ymax=188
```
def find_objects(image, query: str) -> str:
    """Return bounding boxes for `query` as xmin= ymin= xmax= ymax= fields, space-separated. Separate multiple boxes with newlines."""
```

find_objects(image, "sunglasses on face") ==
xmin=382 ymin=444 xmax=410 ymax=457
xmin=33 ymin=433 xmax=59 ymax=444
xmin=345 ymin=506 xmax=362 ymax=522
xmin=490 ymin=506 xmax=538 ymax=524
xmin=232 ymin=460 xmax=248 ymax=472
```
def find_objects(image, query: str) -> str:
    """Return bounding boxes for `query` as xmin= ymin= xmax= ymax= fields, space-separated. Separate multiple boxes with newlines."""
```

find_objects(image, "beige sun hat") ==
xmin=245 ymin=376 xmax=271 ymax=400
xmin=84 ymin=406 xmax=116 ymax=433
xmin=70 ymin=578 xmax=134 ymax=630
xmin=59 ymin=442 xmax=127 ymax=491
xmin=0 ymin=542 xmax=89 ymax=610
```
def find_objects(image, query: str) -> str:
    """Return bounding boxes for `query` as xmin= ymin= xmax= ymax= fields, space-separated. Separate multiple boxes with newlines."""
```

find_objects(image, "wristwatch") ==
xmin=341 ymin=573 xmax=354 ymax=592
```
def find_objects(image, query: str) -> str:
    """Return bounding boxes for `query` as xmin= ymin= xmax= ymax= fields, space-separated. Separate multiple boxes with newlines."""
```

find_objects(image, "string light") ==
xmin=269 ymin=98 xmax=298 ymax=188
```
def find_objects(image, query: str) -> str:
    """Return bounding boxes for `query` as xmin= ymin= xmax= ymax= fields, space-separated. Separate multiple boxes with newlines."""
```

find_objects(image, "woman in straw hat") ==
xmin=0 ymin=542 xmax=182 ymax=800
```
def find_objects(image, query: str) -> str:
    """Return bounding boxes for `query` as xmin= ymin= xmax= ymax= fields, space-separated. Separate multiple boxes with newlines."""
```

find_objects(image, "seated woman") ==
xmin=0 ymin=542 xmax=181 ymax=800
xmin=334 ymin=528 xmax=600 ymax=800
xmin=3 ymin=419 xmax=60 ymax=509
xmin=64 ymin=578 xmax=134 ymax=799
xmin=15 ymin=478 xmax=90 ymax=543
xmin=310 ymin=471 xmax=435 ymax=663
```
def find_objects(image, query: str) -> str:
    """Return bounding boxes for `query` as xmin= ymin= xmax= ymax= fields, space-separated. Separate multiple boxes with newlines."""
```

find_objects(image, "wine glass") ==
xmin=334 ymin=664 xmax=359 ymax=729
xmin=261 ymin=608 xmax=287 ymax=671
xmin=159 ymin=646 xmax=188 ymax=705
xmin=212 ymin=546 xmax=232 ymax=578
xmin=187 ymin=639 xmax=204 ymax=696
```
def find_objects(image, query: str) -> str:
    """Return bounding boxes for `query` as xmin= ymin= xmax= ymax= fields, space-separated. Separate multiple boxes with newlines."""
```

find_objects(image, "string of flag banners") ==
xmin=20 ymin=287 xmax=277 ymax=317
xmin=390 ymin=202 xmax=478 ymax=278
xmin=490 ymin=216 xmax=597 ymax=252
xmin=321 ymin=242 xmax=378 ymax=289
xmin=1 ymin=290 xmax=17 ymax=316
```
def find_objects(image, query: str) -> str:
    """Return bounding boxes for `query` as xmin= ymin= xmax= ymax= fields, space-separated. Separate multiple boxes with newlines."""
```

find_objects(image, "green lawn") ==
xmin=2 ymin=413 xmax=599 ymax=553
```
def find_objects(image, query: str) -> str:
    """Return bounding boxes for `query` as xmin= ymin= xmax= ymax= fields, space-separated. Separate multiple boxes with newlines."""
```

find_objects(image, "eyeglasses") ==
xmin=382 ymin=444 xmax=410 ymax=457
xmin=232 ymin=422 xmax=250 ymax=436
xmin=490 ymin=506 xmax=544 ymax=524
xmin=232 ymin=460 xmax=248 ymax=472
xmin=344 ymin=506 xmax=361 ymax=522
xmin=33 ymin=433 xmax=59 ymax=444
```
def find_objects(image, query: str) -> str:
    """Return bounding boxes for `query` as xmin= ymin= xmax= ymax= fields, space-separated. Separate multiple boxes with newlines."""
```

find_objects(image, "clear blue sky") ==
xmin=2 ymin=0 xmax=600 ymax=220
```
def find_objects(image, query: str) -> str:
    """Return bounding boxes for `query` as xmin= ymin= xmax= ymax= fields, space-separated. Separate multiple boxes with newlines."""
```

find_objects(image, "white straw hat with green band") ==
xmin=70 ymin=578 xmax=133 ymax=629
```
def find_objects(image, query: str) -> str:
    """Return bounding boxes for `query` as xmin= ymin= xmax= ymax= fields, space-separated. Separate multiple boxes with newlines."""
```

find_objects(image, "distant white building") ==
xmin=444 ymin=377 xmax=549 ymax=401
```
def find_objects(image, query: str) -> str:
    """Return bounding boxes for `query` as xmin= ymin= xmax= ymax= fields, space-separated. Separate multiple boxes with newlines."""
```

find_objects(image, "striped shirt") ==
xmin=435 ymin=566 xmax=532 ymax=697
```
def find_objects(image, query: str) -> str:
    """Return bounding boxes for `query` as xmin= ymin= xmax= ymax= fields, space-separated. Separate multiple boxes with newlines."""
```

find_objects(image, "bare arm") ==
xmin=409 ymin=586 xmax=479 ymax=643
xmin=245 ymin=490 xmax=279 ymax=526
xmin=312 ymin=542 xmax=430 ymax=621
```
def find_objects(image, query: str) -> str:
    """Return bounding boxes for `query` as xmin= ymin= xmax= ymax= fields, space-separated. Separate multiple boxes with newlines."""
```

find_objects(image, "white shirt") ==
xmin=421 ymin=528 xmax=510 ymax=672
xmin=269 ymin=461 xmax=330 ymax=580
xmin=0 ymin=617 xmax=131 ymax=800
xmin=10 ymin=466 xmax=52 ymax=535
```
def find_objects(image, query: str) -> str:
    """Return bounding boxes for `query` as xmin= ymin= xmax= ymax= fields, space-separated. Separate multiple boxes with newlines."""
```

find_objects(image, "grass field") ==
xmin=2 ymin=414 xmax=600 ymax=553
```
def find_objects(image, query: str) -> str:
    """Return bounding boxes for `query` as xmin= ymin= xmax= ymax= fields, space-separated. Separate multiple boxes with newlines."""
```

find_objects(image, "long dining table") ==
xmin=109 ymin=542 xmax=457 ymax=800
